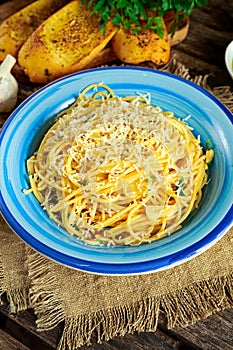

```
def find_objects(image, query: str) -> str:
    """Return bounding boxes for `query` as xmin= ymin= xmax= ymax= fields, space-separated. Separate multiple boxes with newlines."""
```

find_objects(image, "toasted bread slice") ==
xmin=0 ymin=0 xmax=69 ymax=61
xmin=111 ymin=20 xmax=170 ymax=66
xmin=84 ymin=46 xmax=118 ymax=69
xmin=164 ymin=11 xmax=190 ymax=46
xmin=18 ymin=0 xmax=117 ymax=83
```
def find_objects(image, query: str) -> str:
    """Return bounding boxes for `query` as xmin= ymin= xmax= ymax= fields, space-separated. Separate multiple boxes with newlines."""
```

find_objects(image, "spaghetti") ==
xmin=25 ymin=83 xmax=214 ymax=246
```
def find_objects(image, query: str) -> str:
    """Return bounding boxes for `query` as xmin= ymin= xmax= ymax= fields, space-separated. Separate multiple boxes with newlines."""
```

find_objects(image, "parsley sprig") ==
xmin=81 ymin=0 xmax=208 ymax=35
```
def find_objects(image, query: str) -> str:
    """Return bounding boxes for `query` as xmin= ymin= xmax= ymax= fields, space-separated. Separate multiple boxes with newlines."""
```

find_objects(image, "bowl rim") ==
xmin=1 ymin=66 xmax=233 ymax=275
xmin=1 ymin=192 xmax=232 ymax=274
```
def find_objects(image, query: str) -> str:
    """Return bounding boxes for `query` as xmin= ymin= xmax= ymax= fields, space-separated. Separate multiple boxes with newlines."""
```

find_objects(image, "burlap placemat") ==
xmin=0 ymin=61 xmax=233 ymax=349
xmin=0 ymin=215 xmax=30 ymax=313
xmin=27 ymin=228 xmax=233 ymax=349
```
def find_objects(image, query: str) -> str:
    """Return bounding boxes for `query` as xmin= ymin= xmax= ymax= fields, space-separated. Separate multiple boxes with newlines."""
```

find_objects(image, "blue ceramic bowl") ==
xmin=1 ymin=67 xmax=233 ymax=275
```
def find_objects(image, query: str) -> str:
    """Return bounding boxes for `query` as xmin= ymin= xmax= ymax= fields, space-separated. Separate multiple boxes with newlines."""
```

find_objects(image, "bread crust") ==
xmin=0 ymin=0 xmax=68 ymax=61
xmin=18 ymin=0 xmax=117 ymax=83
xmin=111 ymin=21 xmax=170 ymax=66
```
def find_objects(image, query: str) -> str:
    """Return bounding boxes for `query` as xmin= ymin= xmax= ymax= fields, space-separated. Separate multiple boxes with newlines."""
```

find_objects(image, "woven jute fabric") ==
xmin=27 ymin=228 xmax=233 ymax=349
xmin=0 ymin=215 xmax=30 ymax=312
xmin=0 ymin=61 xmax=233 ymax=350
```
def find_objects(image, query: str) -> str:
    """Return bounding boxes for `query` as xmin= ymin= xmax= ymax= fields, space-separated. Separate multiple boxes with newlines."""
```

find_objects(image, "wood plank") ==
xmin=170 ymin=49 xmax=232 ymax=88
xmin=0 ymin=305 xmax=183 ymax=350
xmin=190 ymin=3 xmax=233 ymax=31
xmin=177 ymin=22 xmax=232 ymax=66
xmin=158 ymin=309 xmax=233 ymax=350
xmin=0 ymin=306 xmax=61 ymax=350
xmin=0 ymin=0 xmax=34 ymax=21
xmin=1 ymin=305 xmax=233 ymax=350
xmin=0 ymin=328 xmax=31 ymax=350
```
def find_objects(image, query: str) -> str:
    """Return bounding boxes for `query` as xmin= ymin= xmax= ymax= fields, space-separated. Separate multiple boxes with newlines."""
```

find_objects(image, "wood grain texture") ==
xmin=0 ymin=0 xmax=34 ymax=21
xmin=0 ymin=329 xmax=31 ymax=350
xmin=0 ymin=305 xmax=233 ymax=350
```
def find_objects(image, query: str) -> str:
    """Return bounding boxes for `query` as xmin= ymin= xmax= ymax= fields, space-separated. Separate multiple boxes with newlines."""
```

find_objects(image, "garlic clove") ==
xmin=0 ymin=54 xmax=18 ymax=113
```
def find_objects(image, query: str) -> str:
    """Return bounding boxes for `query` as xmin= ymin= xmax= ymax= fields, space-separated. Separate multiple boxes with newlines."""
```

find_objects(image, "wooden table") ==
xmin=0 ymin=1 xmax=232 ymax=349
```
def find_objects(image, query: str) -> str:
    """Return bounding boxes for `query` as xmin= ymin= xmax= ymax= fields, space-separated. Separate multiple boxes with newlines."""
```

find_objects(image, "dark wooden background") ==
xmin=0 ymin=0 xmax=233 ymax=349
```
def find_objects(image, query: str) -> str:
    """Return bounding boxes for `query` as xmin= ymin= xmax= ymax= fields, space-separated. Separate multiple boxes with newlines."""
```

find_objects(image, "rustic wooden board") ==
xmin=1 ymin=304 xmax=233 ymax=350
xmin=0 ymin=329 xmax=31 ymax=350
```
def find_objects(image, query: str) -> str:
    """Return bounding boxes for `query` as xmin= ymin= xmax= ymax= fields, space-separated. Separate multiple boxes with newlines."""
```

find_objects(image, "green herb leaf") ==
xmin=205 ymin=139 xmax=211 ymax=150
xmin=177 ymin=176 xmax=186 ymax=196
xmin=82 ymin=113 xmax=95 ymax=123
xmin=81 ymin=0 xmax=208 ymax=35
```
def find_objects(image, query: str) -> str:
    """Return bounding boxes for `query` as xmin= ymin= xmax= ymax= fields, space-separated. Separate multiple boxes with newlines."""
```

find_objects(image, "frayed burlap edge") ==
xmin=58 ymin=298 xmax=160 ymax=349
xmin=0 ymin=255 xmax=5 ymax=304
xmin=161 ymin=274 xmax=233 ymax=329
xmin=27 ymin=246 xmax=233 ymax=350
xmin=0 ymin=231 xmax=30 ymax=314
xmin=2 ymin=286 xmax=30 ymax=314
xmin=58 ymin=275 xmax=233 ymax=350
xmin=27 ymin=247 xmax=65 ymax=329
xmin=27 ymin=248 xmax=160 ymax=348
xmin=0 ymin=256 xmax=29 ymax=313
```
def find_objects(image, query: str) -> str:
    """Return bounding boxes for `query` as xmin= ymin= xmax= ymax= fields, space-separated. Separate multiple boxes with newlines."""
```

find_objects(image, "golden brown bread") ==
xmin=164 ymin=11 xmax=190 ymax=46
xmin=18 ymin=0 xmax=117 ymax=83
xmin=0 ymin=0 xmax=69 ymax=61
xmin=85 ymin=18 xmax=189 ymax=70
xmin=83 ymin=47 xmax=118 ymax=69
xmin=111 ymin=20 xmax=170 ymax=66
xmin=3 ymin=1 xmax=189 ymax=83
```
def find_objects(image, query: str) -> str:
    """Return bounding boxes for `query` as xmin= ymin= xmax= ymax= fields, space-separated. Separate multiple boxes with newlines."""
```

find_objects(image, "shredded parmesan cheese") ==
xmin=25 ymin=84 xmax=213 ymax=246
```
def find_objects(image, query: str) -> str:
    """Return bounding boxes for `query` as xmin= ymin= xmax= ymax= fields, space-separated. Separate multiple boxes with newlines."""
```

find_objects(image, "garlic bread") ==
xmin=18 ymin=0 xmax=117 ymax=83
xmin=0 ymin=0 xmax=69 ymax=61
xmin=111 ymin=21 xmax=170 ymax=66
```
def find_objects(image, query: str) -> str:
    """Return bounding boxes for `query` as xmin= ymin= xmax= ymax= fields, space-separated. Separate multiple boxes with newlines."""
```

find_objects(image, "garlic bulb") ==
xmin=0 ymin=54 xmax=18 ymax=112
